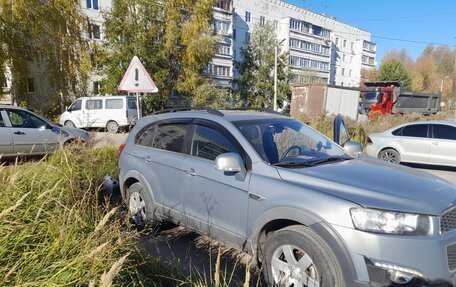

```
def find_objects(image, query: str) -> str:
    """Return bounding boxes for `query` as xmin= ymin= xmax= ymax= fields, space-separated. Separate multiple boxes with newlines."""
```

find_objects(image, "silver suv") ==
xmin=118 ymin=109 xmax=456 ymax=286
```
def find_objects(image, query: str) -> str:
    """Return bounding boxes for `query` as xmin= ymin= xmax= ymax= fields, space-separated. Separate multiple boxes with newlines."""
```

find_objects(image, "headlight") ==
xmin=350 ymin=208 xmax=431 ymax=235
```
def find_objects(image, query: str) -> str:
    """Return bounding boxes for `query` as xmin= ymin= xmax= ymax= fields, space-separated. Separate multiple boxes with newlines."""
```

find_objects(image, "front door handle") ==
xmin=185 ymin=168 xmax=197 ymax=176
xmin=144 ymin=156 xmax=152 ymax=163
xmin=14 ymin=131 xmax=26 ymax=135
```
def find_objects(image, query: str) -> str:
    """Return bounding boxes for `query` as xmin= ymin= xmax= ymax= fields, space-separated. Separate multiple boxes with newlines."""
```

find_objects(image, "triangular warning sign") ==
xmin=118 ymin=56 xmax=158 ymax=93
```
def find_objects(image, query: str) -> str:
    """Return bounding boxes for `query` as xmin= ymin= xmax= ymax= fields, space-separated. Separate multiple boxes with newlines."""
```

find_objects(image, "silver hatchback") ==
xmin=119 ymin=109 xmax=456 ymax=286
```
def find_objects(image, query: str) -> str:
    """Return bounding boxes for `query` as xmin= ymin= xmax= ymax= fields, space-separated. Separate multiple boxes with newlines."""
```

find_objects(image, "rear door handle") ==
xmin=185 ymin=168 xmax=197 ymax=176
xmin=144 ymin=156 xmax=152 ymax=163
xmin=14 ymin=131 xmax=25 ymax=135
xmin=432 ymin=142 xmax=439 ymax=146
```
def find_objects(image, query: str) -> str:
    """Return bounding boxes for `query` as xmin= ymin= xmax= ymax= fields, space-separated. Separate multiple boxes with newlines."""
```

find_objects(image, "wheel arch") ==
xmin=121 ymin=169 xmax=156 ymax=204
xmin=248 ymin=207 xmax=358 ymax=284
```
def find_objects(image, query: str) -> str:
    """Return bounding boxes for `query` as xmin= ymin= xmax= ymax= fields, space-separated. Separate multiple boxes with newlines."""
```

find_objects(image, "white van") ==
xmin=59 ymin=96 xmax=140 ymax=133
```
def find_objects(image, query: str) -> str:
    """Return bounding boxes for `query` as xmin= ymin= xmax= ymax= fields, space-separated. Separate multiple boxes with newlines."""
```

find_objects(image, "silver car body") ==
xmin=119 ymin=111 xmax=456 ymax=286
xmin=366 ymin=120 xmax=456 ymax=167
xmin=0 ymin=105 xmax=89 ymax=158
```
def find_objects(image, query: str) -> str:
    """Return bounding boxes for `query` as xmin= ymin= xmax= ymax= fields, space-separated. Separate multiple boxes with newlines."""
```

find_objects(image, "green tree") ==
xmin=0 ymin=0 xmax=89 ymax=115
xmin=234 ymin=23 xmax=291 ymax=108
xmin=379 ymin=59 xmax=412 ymax=91
xmin=101 ymin=0 xmax=218 ymax=111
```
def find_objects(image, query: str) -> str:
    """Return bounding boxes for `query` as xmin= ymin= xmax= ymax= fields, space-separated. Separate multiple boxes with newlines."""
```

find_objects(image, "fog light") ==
xmin=389 ymin=270 xmax=414 ymax=284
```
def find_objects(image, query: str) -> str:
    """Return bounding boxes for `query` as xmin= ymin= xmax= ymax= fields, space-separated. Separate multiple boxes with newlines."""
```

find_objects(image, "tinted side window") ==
xmin=86 ymin=99 xmax=103 ymax=110
xmin=135 ymin=124 xmax=156 ymax=147
xmin=392 ymin=128 xmax=402 ymax=136
xmin=153 ymin=124 xmax=189 ymax=153
xmin=127 ymin=98 xmax=137 ymax=109
xmin=0 ymin=111 xmax=4 ymax=127
xmin=433 ymin=124 xmax=456 ymax=140
xmin=191 ymin=125 xmax=239 ymax=161
xmin=106 ymin=99 xmax=123 ymax=109
xmin=6 ymin=109 xmax=47 ymax=129
xmin=401 ymin=124 xmax=428 ymax=138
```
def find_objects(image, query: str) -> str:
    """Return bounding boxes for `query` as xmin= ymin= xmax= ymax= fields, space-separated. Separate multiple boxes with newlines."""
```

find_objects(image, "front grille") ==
xmin=441 ymin=206 xmax=456 ymax=233
xmin=447 ymin=243 xmax=456 ymax=271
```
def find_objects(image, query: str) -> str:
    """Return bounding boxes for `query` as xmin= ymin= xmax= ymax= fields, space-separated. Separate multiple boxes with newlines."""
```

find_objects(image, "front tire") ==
xmin=263 ymin=225 xmax=345 ymax=287
xmin=126 ymin=183 xmax=156 ymax=228
xmin=378 ymin=148 xmax=401 ymax=164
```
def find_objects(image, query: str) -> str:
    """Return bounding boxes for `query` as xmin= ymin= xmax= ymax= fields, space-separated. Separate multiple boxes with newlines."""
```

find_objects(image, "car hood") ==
xmin=276 ymin=156 xmax=456 ymax=215
xmin=54 ymin=125 xmax=89 ymax=140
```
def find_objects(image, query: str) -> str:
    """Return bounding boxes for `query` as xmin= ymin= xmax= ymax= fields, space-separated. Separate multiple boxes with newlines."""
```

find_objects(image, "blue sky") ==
xmin=287 ymin=0 xmax=456 ymax=63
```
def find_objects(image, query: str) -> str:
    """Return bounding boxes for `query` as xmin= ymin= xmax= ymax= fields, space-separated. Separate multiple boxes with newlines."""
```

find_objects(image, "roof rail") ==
xmin=151 ymin=106 xmax=224 ymax=117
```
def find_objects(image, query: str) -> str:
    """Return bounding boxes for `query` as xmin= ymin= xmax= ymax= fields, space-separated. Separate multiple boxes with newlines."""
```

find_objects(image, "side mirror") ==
xmin=333 ymin=114 xmax=349 ymax=146
xmin=342 ymin=141 xmax=363 ymax=158
xmin=214 ymin=152 xmax=246 ymax=181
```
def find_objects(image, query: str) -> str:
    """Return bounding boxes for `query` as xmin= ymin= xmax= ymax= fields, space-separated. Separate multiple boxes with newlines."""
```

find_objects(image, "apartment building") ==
xmin=232 ymin=0 xmax=376 ymax=88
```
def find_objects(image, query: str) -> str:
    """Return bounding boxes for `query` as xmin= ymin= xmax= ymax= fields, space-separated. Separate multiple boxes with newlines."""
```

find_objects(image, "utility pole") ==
xmin=453 ymin=44 xmax=456 ymax=114
xmin=274 ymin=39 xmax=286 ymax=111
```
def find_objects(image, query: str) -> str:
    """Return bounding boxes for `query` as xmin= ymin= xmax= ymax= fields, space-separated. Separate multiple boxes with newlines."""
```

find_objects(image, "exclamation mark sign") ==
xmin=134 ymin=68 xmax=139 ymax=87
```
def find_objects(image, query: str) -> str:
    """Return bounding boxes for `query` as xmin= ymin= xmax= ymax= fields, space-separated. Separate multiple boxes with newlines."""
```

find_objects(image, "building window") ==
xmin=88 ymin=23 xmax=101 ymax=40
xmin=86 ymin=0 xmax=99 ymax=10
xmin=207 ymin=64 xmax=231 ymax=77
xmin=362 ymin=55 xmax=375 ymax=65
xmin=27 ymin=78 xmax=35 ymax=93
xmin=342 ymin=54 xmax=346 ymax=62
xmin=215 ymin=0 xmax=231 ymax=11
xmin=349 ymin=70 xmax=352 ymax=77
xmin=213 ymin=20 xmax=229 ymax=35
xmin=343 ymin=39 xmax=347 ymax=48
xmin=217 ymin=44 xmax=231 ymax=56
xmin=245 ymin=11 xmax=251 ymax=22
xmin=233 ymin=28 xmax=236 ymax=40
xmin=260 ymin=16 xmax=265 ymax=26
xmin=245 ymin=32 xmax=250 ymax=43
xmin=335 ymin=37 xmax=339 ymax=46
xmin=351 ymin=42 xmax=354 ymax=50
xmin=363 ymin=41 xmax=376 ymax=52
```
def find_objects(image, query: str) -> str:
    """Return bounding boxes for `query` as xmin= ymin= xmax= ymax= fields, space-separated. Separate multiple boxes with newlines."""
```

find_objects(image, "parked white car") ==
xmin=59 ymin=96 xmax=139 ymax=133
xmin=366 ymin=120 xmax=456 ymax=167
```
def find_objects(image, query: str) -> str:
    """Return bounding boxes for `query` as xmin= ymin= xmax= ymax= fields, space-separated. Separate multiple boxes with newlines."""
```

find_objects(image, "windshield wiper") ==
xmin=308 ymin=155 xmax=351 ymax=166
xmin=272 ymin=161 xmax=313 ymax=168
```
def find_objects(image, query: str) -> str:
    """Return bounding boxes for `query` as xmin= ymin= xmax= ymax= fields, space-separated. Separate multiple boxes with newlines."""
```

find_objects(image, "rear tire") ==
xmin=64 ymin=120 xmax=76 ymax=128
xmin=378 ymin=148 xmax=401 ymax=164
xmin=263 ymin=225 xmax=345 ymax=287
xmin=126 ymin=183 xmax=156 ymax=229
xmin=106 ymin=121 xmax=119 ymax=134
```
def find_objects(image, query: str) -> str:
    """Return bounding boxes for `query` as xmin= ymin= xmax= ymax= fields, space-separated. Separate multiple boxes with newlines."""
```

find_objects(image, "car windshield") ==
xmin=234 ymin=118 xmax=348 ymax=166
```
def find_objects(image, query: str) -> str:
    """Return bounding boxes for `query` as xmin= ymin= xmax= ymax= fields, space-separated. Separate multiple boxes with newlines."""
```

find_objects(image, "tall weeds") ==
xmin=0 ymin=148 xmax=137 ymax=286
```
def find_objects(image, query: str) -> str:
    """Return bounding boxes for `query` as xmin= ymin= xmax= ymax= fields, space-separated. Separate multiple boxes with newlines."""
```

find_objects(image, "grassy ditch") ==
xmin=0 ymin=147 xmax=179 ymax=286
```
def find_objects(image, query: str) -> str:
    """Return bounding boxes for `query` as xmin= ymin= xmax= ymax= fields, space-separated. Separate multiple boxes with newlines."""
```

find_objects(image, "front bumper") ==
xmin=333 ymin=224 xmax=456 ymax=286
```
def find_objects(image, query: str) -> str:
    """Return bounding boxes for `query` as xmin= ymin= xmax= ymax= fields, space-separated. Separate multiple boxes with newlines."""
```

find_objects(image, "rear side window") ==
xmin=86 ymin=99 xmax=103 ymax=110
xmin=401 ymin=124 xmax=428 ymax=138
xmin=392 ymin=128 xmax=403 ymax=136
xmin=135 ymin=124 xmax=156 ymax=147
xmin=153 ymin=124 xmax=189 ymax=153
xmin=127 ymin=98 xmax=137 ymax=109
xmin=106 ymin=99 xmax=123 ymax=109
xmin=433 ymin=124 xmax=456 ymax=140
xmin=191 ymin=125 xmax=239 ymax=161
